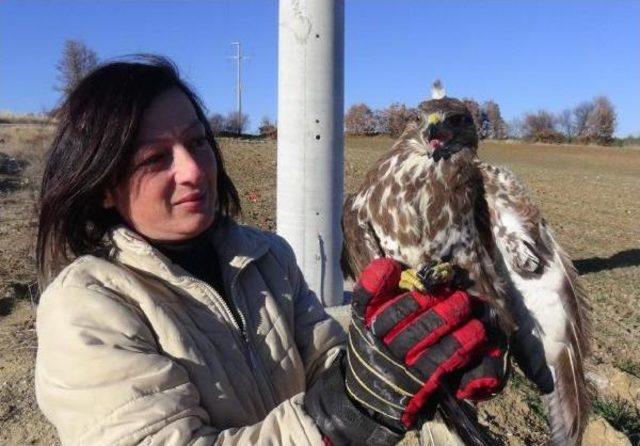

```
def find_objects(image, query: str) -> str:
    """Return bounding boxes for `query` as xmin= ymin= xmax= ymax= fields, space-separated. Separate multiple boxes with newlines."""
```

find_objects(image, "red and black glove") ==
xmin=304 ymin=258 xmax=507 ymax=445
xmin=346 ymin=258 xmax=507 ymax=429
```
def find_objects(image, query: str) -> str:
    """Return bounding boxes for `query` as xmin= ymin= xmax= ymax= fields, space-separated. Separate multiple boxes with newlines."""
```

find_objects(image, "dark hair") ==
xmin=37 ymin=55 xmax=240 ymax=286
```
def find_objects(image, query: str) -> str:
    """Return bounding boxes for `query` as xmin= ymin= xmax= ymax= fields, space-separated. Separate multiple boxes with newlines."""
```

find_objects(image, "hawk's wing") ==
xmin=341 ymin=192 xmax=383 ymax=280
xmin=478 ymin=162 xmax=591 ymax=446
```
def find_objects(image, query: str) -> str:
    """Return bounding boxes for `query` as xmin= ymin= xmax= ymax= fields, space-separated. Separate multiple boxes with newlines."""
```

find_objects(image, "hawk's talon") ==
xmin=399 ymin=262 xmax=455 ymax=292
xmin=399 ymin=269 xmax=426 ymax=292
xmin=421 ymin=262 xmax=454 ymax=284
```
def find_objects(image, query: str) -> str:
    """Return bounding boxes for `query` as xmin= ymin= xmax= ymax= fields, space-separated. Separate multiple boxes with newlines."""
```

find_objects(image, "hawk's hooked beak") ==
xmin=426 ymin=113 xmax=459 ymax=162
xmin=426 ymin=113 xmax=442 ymax=143
xmin=426 ymin=113 xmax=447 ymax=157
xmin=427 ymin=123 xmax=438 ymax=141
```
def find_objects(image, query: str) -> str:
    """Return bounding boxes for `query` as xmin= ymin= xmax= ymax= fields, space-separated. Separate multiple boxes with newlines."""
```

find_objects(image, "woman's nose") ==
xmin=173 ymin=145 xmax=204 ymax=184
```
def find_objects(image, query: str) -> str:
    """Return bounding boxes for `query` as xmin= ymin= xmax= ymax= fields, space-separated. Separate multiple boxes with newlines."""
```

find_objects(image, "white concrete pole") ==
xmin=277 ymin=0 xmax=344 ymax=306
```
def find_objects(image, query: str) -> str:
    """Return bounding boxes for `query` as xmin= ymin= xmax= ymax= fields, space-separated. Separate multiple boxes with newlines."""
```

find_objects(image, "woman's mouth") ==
xmin=174 ymin=191 xmax=207 ymax=209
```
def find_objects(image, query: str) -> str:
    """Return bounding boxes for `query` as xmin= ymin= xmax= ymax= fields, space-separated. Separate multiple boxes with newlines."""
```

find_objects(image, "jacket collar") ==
xmin=208 ymin=217 xmax=270 ymax=284
xmin=108 ymin=218 xmax=270 ymax=287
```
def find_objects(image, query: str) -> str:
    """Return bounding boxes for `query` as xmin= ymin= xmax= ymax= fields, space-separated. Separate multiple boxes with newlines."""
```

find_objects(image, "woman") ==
xmin=35 ymin=56 xmax=501 ymax=445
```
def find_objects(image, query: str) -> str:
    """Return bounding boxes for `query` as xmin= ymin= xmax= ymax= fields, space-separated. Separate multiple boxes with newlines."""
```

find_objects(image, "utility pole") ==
xmin=278 ymin=0 xmax=345 ymax=307
xmin=229 ymin=42 xmax=248 ymax=136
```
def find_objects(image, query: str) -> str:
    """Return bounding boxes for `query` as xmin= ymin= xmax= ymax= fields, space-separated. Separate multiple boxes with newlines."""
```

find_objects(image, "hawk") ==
xmin=341 ymin=82 xmax=591 ymax=446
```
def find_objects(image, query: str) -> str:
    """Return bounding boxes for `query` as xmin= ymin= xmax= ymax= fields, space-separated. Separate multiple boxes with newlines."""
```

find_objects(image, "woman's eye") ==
xmin=137 ymin=153 xmax=166 ymax=169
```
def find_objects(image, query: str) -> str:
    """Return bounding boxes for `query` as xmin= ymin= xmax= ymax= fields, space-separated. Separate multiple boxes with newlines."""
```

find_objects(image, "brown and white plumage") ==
xmin=342 ymin=84 xmax=591 ymax=445
xmin=480 ymin=163 xmax=591 ymax=444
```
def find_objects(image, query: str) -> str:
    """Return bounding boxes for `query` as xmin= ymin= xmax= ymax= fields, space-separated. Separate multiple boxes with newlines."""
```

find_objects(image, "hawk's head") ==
xmin=415 ymin=81 xmax=478 ymax=162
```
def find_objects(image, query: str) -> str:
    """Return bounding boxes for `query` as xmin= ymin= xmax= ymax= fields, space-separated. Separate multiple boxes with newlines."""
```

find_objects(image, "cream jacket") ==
xmin=35 ymin=219 xmax=346 ymax=446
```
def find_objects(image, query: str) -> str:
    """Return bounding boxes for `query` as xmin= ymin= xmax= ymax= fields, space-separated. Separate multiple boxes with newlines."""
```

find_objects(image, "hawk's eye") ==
xmin=447 ymin=115 xmax=463 ymax=126
xmin=447 ymin=115 xmax=471 ymax=126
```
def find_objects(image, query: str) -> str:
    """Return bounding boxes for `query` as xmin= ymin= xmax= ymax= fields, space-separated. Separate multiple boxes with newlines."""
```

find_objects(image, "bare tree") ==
xmin=522 ymin=110 xmax=564 ymax=143
xmin=224 ymin=111 xmax=249 ymax=135
xmin=582 ymin=96 xmax=617 ymax=145
xmin=382 ymin=103 xmax=418 ymax=137
xmin=506 ymin=117 xmax=524 ymax=139
xmin=55 ymin=39 xmax=98 ymax=97
xmin=556 ymin=109 xmax=576 ymax=140
xmin=345 ymin=103 xmax=377 ymax=135
xmin=208 ymin=113 xmax=225 ymax=135
xmin=483 ymin=100 xmax=507 ymax=139
xmin=372 ymin=109 xmax=388 ymax=135
xmin=479 ymin=111 xmax=490 ymax=139
xmin=258 ymin=116 xmax=277 ymax=139
xmin=573 ymin=101 xmax=595 ymax=138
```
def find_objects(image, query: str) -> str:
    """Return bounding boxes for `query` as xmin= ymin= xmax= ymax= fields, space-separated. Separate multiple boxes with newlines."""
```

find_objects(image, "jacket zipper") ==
xmin=186 ymin=274 xmax=247 ymax=340
xmin=187 ymin=273 xmax=278 ymax=409
xmin=230 ymin=280 xmax=279 ymax=408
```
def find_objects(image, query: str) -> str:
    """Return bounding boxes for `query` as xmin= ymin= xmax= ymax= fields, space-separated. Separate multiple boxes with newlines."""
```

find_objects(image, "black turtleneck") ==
xmin=152 ymin=228 xmax=228 ymax=307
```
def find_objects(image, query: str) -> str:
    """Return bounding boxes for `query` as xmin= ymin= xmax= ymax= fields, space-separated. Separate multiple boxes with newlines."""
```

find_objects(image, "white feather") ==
xmin=487 ymin=197 xmax=568 ymax=358
xmin=431 ymin=79 xmax=446 ymax=99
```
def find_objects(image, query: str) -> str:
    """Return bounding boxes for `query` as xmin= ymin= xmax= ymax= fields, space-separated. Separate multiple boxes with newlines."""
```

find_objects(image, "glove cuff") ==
xmin=304 ymin=352 xmax=404 ymax=446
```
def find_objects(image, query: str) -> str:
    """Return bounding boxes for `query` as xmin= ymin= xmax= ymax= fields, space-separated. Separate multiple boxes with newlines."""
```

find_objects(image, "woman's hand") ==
xmin=348 ymin=258 xmax=507 ymax=428
xmin=304 ymin=258 xmax=507 ymax=445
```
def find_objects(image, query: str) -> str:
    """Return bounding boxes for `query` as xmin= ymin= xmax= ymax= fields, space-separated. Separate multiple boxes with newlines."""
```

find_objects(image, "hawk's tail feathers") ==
xmin=438 ymin=388 xmax=495 ymax=446
xmin=543 ymin=340 xmax=592 ymax=446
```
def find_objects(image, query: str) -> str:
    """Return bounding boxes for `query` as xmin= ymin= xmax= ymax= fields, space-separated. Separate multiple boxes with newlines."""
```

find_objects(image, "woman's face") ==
xmin=105 ymin=88 xmax=218 ymax=241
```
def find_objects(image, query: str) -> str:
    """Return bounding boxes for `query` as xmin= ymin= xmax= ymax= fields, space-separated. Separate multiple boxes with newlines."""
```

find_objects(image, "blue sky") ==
xmin=1 ymin=0 xmax=639 ymax=136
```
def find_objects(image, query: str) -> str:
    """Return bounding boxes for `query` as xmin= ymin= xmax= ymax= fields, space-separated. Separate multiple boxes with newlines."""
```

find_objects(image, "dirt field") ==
xmin=1 ymin=128 xmax=639 ymax=445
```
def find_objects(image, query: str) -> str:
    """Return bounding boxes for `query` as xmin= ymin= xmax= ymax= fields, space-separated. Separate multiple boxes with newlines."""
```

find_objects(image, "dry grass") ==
xmin=0 ymin=126 xmax=54 ymax=445
xmin=0 ymin=112 xmax=53 ymax=125
xmin=0 ymin=127 xmax=49 ymax=298
xmin=1 ymin=129 xmax=639 ymax=445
